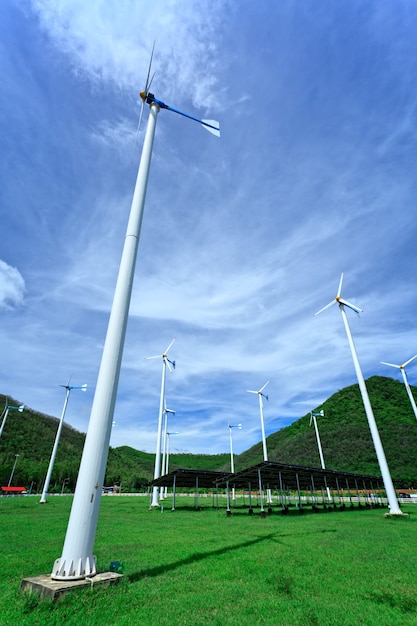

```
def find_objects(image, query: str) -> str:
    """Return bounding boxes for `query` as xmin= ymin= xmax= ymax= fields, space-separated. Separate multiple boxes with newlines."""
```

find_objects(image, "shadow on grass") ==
xmin=127 ymin=528 xmax=337 ymax=583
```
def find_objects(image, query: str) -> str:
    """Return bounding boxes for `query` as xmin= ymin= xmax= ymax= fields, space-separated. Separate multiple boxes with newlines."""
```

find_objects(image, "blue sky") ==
xmin=1 ymin=0 xmax=417 ymax=456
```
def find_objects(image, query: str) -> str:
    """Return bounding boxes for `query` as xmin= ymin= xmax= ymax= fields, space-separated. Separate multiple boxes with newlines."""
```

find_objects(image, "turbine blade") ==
xmin=132 ymin=101 xmax=145 ymax=160
xmin=162 ymin=102 xmax=220 ymax=136
xmin=313 ymin=299 xmax=336 ymax=316
xmin=403 ymin=354 xmax=417 ymax=368
xmin=380 ymin=361 xmax=400 ymax=369
xmin=338 ymin=298 xmax=363 ymax=314
xmin=201 ymin=119 xmax=220 ymax=137
xmin=337 ymin=273 xmax=344 ymax=298
xmin=145 ymin=354 xmax=161 ymax=360
xmin=259 ymin=380 xmax=269 ymax=393
xmin=143 ymin=41 xmax=155 ymax=97
xmin=164 ymin=337 xmax=176 ymax=354
xmin=165 ymin=358 xmax=173 ymax=373
xmin=134 ymin=42 xmax=156 ymax=160
xmin=246 ymin=390 xmax=257 ymax=394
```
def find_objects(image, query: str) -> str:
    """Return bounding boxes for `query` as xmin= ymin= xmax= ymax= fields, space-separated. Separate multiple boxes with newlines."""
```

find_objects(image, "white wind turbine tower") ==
xmin=40 ymin=381 xmax=87 ymax=504
xmin=146 ymin=338 xmax=176 ymax=507
xmin=247 ymin=381 xmax=269 ymax=461
xmin=381 ymin=354 xmax=417 ymax=421
xmin=51 ymin=47 xmax=219 ymax=581
xmin=314 ymin=273 xmax=403 ymax=516
xmin=247 ymin=381 xmax=272 ymax=504
xmin=161 ymin=401 xmax=176 ymax=499
xmin=310 ymin=410 xmax=331 ymax=500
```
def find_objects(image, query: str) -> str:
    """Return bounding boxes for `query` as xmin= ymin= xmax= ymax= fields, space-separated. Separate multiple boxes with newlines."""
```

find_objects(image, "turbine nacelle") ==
xmin=310 ymin=409 xmax=324 ymax=426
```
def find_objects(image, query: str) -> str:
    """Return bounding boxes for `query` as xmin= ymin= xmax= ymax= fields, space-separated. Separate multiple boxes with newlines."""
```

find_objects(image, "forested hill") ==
xmin=0 ymin=393 xmax=228 ymax=491
xmin=1 ymin=375 xmax=417 ymax=491
xmin=232 ymin=376 xmax=417 ymax=485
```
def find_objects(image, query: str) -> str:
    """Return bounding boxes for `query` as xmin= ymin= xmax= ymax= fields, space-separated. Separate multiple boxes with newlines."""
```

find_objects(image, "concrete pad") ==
xmin=21 ymin=571 xmax=123 ymax=601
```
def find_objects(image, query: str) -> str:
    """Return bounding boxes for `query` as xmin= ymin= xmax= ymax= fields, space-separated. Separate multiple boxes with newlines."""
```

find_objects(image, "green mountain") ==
xmin=0 ymin=394 xmax=228 ymax=491
xmin=232 ymin=376 xmax=417 ymax=486
xmin=1 ymin=376 xmax=417 ymax=491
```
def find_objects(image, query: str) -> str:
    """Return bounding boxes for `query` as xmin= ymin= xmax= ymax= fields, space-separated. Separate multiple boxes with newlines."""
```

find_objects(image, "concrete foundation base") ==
xmin=21 ymin=571 xmax=123 ymax=601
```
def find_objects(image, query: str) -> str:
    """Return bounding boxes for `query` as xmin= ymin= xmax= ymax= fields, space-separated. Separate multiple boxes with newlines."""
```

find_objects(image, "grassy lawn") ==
xmin=1 ymin=495 xmax=417 ymax=625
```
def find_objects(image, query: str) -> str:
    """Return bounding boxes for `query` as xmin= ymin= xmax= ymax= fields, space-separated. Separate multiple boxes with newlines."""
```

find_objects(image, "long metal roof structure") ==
xmin=214 ymin=460 xmax=383 ymax=492
xmin=151 ymin=461 xmax=382 ymax=492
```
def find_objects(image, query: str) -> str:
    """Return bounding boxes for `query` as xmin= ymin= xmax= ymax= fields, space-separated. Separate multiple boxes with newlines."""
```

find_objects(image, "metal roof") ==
xmin=151 ymin=461 xmax=382 ymax=492
xmin=215 ymin=461 xmax=383 ymax=491
xmin=151 ymin=468 xmax=232 ymax=489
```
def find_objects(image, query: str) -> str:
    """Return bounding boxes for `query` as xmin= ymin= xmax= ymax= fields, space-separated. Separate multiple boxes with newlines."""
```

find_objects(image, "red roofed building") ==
xmin=1 ymin=486 xmax=27 ymax=495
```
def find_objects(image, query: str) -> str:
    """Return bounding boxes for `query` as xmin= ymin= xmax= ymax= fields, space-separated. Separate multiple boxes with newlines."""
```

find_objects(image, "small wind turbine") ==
xmin=310 ymin=410 xmax=331 ymax=501
xmin=381 ymin=354 xmax=417 ymax=421
xmin=314 ymin=273 xmax=403 ymax=516
xmin=52 ymin=46 xmax=219 ymax=581
xmin=310 ymin=410 xmax=326 ymax=469
xmin=228 ymin=423 xmax=242 ymax=501
xmin=0 ymin=402 xmax=24 ymax=438
xmin=40 ymin=381 xmax=87 ymax=504
xmin=247 ymin=381 xmax=272 ymax=505
xmin=146 ymin=338 xmax=176 ymax=507
xmin=247 ymin=381 xmax=269 ymax=461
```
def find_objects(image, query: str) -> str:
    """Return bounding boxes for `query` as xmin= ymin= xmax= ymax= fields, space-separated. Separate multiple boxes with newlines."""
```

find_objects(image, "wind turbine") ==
xmin=310 ymin=410 xmax=331 ymax=500
xmin=247 ymin=381 xmax=272 ymax=505
xmin=0 ymin=401 xmax=24 ymax=438
xmin=310 ymin=410 xmax=326 ymax=469
xmin=40 ymin=382 xmax=87 ymax=504
xmin=228 ymin=423 xmax=242 ymax=501
xmin=51 ymin=48 xmax=220 ymax=581
xmin=381 ymin=354 xmax=417 ymax=420
xmin=247 ymin=381 xmax=269 ymax=461
xmin=146 ymin=338 xmax=176 ymax=507
xmin=314 ymin=273 xmax=403 ymax=516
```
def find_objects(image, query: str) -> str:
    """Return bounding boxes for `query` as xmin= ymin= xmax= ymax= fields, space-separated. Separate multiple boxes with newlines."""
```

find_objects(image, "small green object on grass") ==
xmin=109 ymin=560 xmax=124 ymax=574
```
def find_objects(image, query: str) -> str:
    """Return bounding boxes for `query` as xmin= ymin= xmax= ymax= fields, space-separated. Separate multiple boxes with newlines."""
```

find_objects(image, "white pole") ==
xmin=229 ymin=425 xmax=235 ymax=501
xmin=51 ymin=103 xmax=160 ymax=580
xmin=311 ymin=412 xmax=331 ymax=501
xmin=8 ymin=454 xmax=19 ymax=486
xmin=0 ymin=408 xmax=9 ymax=438
xmin=159 ymin=407 xmax=168 ymax=501
xmin=311 ymin=414 xmax=326 ymax=469
xmin=40 ymin=387 xmax=71 ymax=504
xmin=150 ymin=359 xmax=166 ymax=507
xmin=229 ymin=426 xmax=235 ymax=472
xmin=339 ymin=304 xmax=402 ymax=515
xmin=258 ymin=396 xmax=272 ymax=504
xmin=258 ymin=395 xmax=268 ymax=462
xmin=0 ymin=404 xmax=24 ymax=438
xmin=401 ymin=369 xmax=417 ymax=420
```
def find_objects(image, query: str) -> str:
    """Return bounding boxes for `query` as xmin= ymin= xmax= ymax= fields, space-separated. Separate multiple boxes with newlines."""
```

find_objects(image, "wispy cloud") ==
xmin=0 ymin=260 xmax=26 ymax=309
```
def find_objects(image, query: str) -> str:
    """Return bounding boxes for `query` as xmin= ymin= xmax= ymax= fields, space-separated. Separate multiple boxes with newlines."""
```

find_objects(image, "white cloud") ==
xmin=0 ymin=260 xmax=26 ymax=309
xmin=29 ymin=0 xmax=231 ymax=109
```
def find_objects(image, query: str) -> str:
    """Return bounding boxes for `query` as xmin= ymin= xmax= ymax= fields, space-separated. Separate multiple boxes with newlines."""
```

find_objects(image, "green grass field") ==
xmin=1 ymin=495 xmax=417 ymax=625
